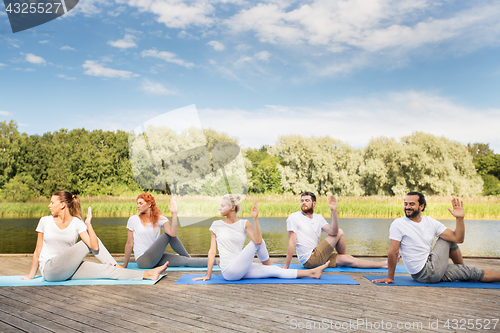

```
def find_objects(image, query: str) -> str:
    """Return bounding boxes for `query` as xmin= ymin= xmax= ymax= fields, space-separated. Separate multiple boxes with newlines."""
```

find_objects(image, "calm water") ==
xmin=1 ymin=217 xmax=499 ymax=256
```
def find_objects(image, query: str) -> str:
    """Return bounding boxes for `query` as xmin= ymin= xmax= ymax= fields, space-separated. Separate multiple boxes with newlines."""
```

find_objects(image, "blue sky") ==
xmin=1 ymin=0 xmax=500 ymax=151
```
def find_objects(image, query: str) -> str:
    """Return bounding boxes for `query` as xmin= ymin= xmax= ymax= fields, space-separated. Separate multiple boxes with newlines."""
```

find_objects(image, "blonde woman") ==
xmin=194 ymin=194 xmax=329 ymax=281
xmin=23 ymin=191 xmax=166 ymax=282
xmin=121 ymin=193 xmax=210 ymax=269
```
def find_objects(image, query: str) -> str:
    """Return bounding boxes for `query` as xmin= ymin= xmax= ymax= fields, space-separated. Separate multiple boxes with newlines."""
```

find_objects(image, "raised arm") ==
xmin=373 ymin=239 xmax=400 ymax=284
xmin=80 ymin=207 xmax=99 ymax=251
xmin=322 ymin=195 xmax=339 ymax=236
xmin=120 ymin=229 xmax=134 ymax=268
xmin=21 ymin=232 xmax=43 ymax=279
xmin=439 ymin=198 xmax=465 ymax=244
xmin=283 ymin=231 xmax=297 ymax=269
xmin=192 ymin=231 xmax=217 ymax=281
xmin=246 ymin=202 xmax=263 ymax=245
xmin=165 ymin=197 xmax=178 ymax=237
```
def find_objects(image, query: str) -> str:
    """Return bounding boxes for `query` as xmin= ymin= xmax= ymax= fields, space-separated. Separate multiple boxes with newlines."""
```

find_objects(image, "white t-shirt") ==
xmin=209 ymin=219 xmax=247 ymax=272
xmin=36 ymin=215 xmax=88 ymax=274
xmin=126 ymin=215 xmax=169 ymax=259
xmin=286 ymin=211 xmax=329 ymax=264
xmin=389 ymin=216 xmax=448 ymax=274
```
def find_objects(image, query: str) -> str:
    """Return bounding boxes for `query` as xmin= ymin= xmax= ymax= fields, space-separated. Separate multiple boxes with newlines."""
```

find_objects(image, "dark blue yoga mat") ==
xmin=0 ymin=275 xmax=165 ymax=287
xmin=365 ymin=275 xmax=500 ymax=289
xmin=281 ymin=264 xmax=408 ymax=273
xmin=175 ymin=274 xmax=359 ymax=285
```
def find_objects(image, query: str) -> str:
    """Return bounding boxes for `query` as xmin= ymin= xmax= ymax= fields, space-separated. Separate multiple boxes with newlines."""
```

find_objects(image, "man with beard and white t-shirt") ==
xmin=374 ymin=191 xmax=500 ymax=284
xmin=283 ymin=192 xmax=387 ymax=270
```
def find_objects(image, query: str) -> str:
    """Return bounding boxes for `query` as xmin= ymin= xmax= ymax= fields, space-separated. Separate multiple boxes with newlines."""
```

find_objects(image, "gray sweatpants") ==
xmin=411 ymin=238 xmax=484 ymax=283
xmin=43 ymin=239 xmax=144 ymax=282
xmin=136 ymin=233 xmax=211 ymax=269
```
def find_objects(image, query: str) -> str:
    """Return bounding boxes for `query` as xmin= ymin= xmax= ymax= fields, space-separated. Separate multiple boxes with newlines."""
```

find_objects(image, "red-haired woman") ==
xmin=121 ymin=193 xmax=210 ymax=269
xmin=22 ymin=191 xmax=167 ymax=282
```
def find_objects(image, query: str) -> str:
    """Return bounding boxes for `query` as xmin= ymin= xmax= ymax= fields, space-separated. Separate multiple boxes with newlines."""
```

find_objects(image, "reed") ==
xmin=0 ymin=194 xmax=499 ymax=219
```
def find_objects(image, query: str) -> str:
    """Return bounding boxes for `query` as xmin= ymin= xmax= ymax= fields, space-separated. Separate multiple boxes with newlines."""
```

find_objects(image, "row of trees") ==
xmin=1 ymin=120 xmax=499 ymax=201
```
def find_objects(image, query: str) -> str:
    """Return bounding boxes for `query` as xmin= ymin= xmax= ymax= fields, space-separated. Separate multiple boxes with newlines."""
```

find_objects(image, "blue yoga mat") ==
xmin=0 ymin=275 xmax=165 ymax=287
xmin=280 ymin=264 xmax=408 ymax=274
xmin=365 ymin=275 xmax=500 ymax=289
xmin=175 ymin=274 xmax=359 ymax=285
xmin=122 ymin=263 xmax=222 ymax=272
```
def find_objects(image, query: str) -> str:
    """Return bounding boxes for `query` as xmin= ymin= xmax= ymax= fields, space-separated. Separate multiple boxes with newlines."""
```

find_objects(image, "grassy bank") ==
xmin=1 ymin=195 xmax=499 ymax=219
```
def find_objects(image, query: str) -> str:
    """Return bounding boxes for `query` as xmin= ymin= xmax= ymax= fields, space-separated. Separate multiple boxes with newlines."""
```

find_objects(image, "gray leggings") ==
xmin=135 ymin=233 xmax=211 ymax=269
xmin=43 ymin=239 xmax=144 ymax=282
xmin=411 ymin=238 xmax=485 ymax=283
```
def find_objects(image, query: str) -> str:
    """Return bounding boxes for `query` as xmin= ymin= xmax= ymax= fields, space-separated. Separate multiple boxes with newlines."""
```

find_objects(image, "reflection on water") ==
xmin=1 ymin=217 xmax=499 ymax=256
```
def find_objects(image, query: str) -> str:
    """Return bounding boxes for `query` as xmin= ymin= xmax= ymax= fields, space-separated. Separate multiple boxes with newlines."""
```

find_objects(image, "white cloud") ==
xmin=82 ymin=60 xmax=138 ymax=78
xmin=223 ymin=1 xmax=500 ymax=74
xmin=126 ymin=0 xmax=215 ymax=29
xmin=57 ymin=74 xmax=77 ymax=80
xmin=13 ymin=68 xmax=36 ymax=72
xmin=254 ymin=51 xmax=270 ymax=62
xmin=0 ymin=10 xmax=6 ymax=16
xmin=39 ymin=40 xmax=50 ymax=44
xmin=198 ymin=91 xmax=500 ymax=152
xmin=0 ymin=111 xmax=10 ymax=116
xmin=60 ymin=46 xmax=76 ymax=51
xmin=25 ymin=53 xmax=46 ymax=65
xmin=139 ymin=79 xmax=176 ymax=96
xmin=108 ymin=34 xmax=138 ymax=49
xmin=0 ymin=63 xmax=6 ymax=69
xmin=141 ymin=49 xmax=195 ymax=68
xmin=207 ymin=40 xmax=225 ymax=51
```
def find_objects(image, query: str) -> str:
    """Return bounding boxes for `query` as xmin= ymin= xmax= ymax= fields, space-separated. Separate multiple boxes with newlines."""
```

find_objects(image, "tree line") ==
xmin=1 ymin=120 xmax=499 ymax=201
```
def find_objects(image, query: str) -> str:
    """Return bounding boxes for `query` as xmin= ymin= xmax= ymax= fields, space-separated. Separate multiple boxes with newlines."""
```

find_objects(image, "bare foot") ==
xmin=115 ymin=264 xmax=125 ymax=269
xmin=143 ymin=262 xmax=169 ymax=280
xmin=310 ymin=260 xmax=330 ymax=279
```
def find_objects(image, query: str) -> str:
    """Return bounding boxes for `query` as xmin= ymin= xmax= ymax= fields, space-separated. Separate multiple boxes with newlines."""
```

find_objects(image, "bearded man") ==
xmin=374 ymin=192 xmax=500 ymax=284
xmin=283 ymin=192 xmax=387 ymax=269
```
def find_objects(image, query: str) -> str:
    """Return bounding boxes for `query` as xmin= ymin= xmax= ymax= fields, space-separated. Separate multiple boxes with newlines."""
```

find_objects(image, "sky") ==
xmin=1 ymin=0 xmax=500 ymax=152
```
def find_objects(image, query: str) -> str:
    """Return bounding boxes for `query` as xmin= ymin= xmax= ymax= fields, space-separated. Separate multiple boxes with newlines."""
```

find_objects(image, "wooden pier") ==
xmin=0 ymin=255 xmax=499 ymax=332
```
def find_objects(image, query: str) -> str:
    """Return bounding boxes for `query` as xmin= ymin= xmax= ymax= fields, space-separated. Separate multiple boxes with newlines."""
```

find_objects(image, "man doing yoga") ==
xmin=283 ymin=192 xmax=387 ymax=270
xmin=374 ymin=192 xmax=500 ymax=284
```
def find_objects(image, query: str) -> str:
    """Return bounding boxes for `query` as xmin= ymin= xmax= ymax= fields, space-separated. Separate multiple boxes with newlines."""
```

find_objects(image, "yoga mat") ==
xmin=122 ymin=263 xmax=221 ymax=272
xmin=280 ymin=264 xmax=408 ymax=274
xmin=175 ymin=274 xmax=359 ymax=285
xmin=365 ymin=275 xmax=500 ymax=289
xmin=123 ymin=263 xmax=404 ymax=273
xmin=0 ymin=275 xmax=165 ymax=287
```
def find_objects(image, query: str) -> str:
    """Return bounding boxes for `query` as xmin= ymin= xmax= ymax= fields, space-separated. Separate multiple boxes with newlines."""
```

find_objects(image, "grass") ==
xmin=1 ymin=194 xmax=499 ymax=219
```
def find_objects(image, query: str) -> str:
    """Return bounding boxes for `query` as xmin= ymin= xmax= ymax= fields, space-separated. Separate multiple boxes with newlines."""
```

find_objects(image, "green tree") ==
xmin=1 ymin=173 xmax=38 ymax=202
xmin=466 ymin=142 xmax=494 ymax=161
xmin=245 ymin=146 xmax=283 ymax=194
xmin=0 ymin=120 xmax=21 ymax=188
xmin=361 ymin=132 xmax=483 ymax=196
xmin=272 ymin=135 xmax=363 ymax=195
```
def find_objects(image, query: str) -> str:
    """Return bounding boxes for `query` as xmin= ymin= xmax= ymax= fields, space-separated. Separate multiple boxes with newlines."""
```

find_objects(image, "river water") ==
xmin=1 ymin=217 xmax=499 ymax=256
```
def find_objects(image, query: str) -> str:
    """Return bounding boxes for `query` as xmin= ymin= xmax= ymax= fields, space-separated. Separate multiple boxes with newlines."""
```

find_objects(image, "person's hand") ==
xmin=372 ymin=277 xmax=394 ymax=284
xmin=169 ymin=197 xmax=177 ymax=214
xmin=281 ymin=265 xmax=289 ymax=269
xmin=85 ymin=206 xmax=92 ymax=226
xmin=447 ymin=198 xmax=464 ymax=218
xmin=21 ymin=274 xmax=34 ymax=280
xmin=251 ymin=201 xmax=258 ymax=219
xmin=192 ymin=275 xmax=211 ymax=281
xmin=328 ymin=195 xmax=337 ymax=212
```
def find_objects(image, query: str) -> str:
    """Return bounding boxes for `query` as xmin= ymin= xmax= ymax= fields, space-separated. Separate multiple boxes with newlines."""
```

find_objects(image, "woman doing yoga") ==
xmin=120 ymin=193 xmax=210 ymax=269
xmin=193 ymin=194 xmax=329 ymax=281
xmin=22 ymin=191 xmax=167 ymax=282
